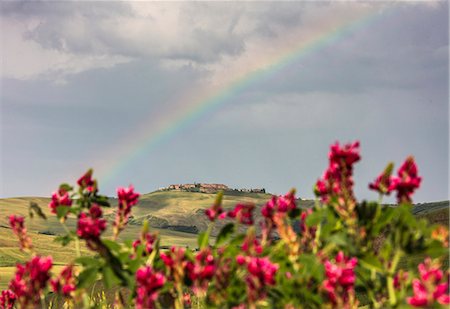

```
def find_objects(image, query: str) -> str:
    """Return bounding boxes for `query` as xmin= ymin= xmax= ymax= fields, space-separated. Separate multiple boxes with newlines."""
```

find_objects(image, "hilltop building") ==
xmin=158 ymin=183 xmax=265 ymax=194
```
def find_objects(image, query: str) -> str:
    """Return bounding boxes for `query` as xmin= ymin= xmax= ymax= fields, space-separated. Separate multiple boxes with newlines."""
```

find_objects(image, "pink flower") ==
xmin=183 ymin=293 xmax=192 ymax=306
xmin=77 ymin=205 xmax=107 ymax=250
xmin=132 ymin=232 xmax=157 ymax=257
xmin=0 ymin=290 xmax=16 ymax=309
xmin=299 ymin=209 xmax=316 ymax=236
xmin=135 ymin=266 xmax=166 ymax=309
xmin=242 ymin=234 xmax=263 ymax=256
xmin=228 ymin=203 xmax=255 ymax=225
xmin=322 ymin=251 xmax=358 ymax=305
xmin=391 ymin=156 xmax=421 ymax=204
xmin=186 ymin=248 xmax=216 ymax=293
xmin=49 ymin=188 xmax=72 ymax=216
xmin=369 ymin=163 xmax=394 ymax=195
xmin=241 ymin=256 xmax=278 ymax=302
xmin=160 ymin=247 xmax=188 ymax=281
xmin=9 ymin=256 xmax=52 ymax=307
xmin=261 ymin=190 xmax=297 ymax=220
xmin=236 ymin=255 xmax=246 ymax=265
xmin=205 ymin=193 xmax=226 ymax=222
xmin=315 ymin=141 xmax=360 ymax=205
xmin=50 ymin=265 xmax=76 ymax=297
xmin=77 ymin=169 xmax=96 ymax=192
xmin=407 ymin=258 xmax=449 ymax=307
xmin=9 ymin=215 xmax=32 ymax=251
xmin=393 ymin=271 xmax=409 ymax=289
xmin=328 ymin=141 xmax=360 ymax=167
xmin=114 ymin=185 xmax=140 ymax=238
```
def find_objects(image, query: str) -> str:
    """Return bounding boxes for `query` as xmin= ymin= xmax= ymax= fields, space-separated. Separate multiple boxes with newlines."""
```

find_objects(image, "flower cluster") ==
xmin=133 ymin=231 xmax=157 ymax=257
xmin=407 ymin=258 xmax=450 ymax=307
xmin=2 ymin=141 xmax=447 ymax=308
xmin=76 ymin=205 xmax=107 ymax=250
xmin=239 ymin=256 xmax=278 ymax=302
xmin=391 ymin=156 xmax=422 ymax=204
xmin=186 ymin=248 xmax=216 ymax=293
xmin=227 ymin=203 xmax=255 ymax=225
xmin=160 ymin=246 xmax=189 ymax=283
xmin=261 ymin=190 xmax=297 ymax=219
xmin=322 ymin=251 xmax=358 ymax=307
xmin=0 ymin=290 xmax=16 ymax=309
xmin=50 ymin=265 xmax=76 ymax=297
xmin=315 ymin=141 xmax=360 ymax=205
xmin=369 ymin=156 xmax=421 ymax=204
xmin=135 ymin=266 xmax=166 ymax=309
xmin=205 ymin=193 xmax=225 ymax=221
xmin=114 ymin=185 xmax=140 ymax=238
xmin=77 ymin=169 xmax=96 ymax=192
xmin=9 ymin=256 xmax=52 ymax=307
xmin=48 ymin=188 xmax=72 ymax=216
xmin=9 ymin=215 xmax=32 ymax=251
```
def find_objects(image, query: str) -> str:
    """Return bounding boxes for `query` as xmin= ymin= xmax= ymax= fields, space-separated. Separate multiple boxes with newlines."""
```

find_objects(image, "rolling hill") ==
xmin=0 ymin=190 xmax=448 ymax=289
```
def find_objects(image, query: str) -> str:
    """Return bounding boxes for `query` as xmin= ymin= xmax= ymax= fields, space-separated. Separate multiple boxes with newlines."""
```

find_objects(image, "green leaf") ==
xmin=359 ymin=254 xmax=384 ymax=273
xmin=54 ymin=234 xmax=74 ymax=246
xmin=102 ymin=266 xmax=121 ymax=289
xmin=327 ymin=233 xmax=348 ymax=247
xmin=198 ymin=231 xmax=209 ymax=249
xmin=102 ymin=239 xmax=122 ymax=253
xmin=59 ymin=183 xmax=73 ymax=193
xmin=29 ymin=202 xmax=47 ymax=220
xmin=215 ymin=223 xmax=235 ymax=246
xmin=75 ymin=256 xmax=101 ymax=268
xmin=92 ymin=195 xmax=111 ymax=207
xmin=77 ymin=267 xmax=98 ymax=288
xmin=56 ymin=205 xmax=71 ymax=219
xmin=305 ymin=210 xmax=323 ymax=227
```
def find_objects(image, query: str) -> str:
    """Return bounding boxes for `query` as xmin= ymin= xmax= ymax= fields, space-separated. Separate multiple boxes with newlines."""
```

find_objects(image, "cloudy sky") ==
xmin=0 ymin=1 xmax=448 ymax=203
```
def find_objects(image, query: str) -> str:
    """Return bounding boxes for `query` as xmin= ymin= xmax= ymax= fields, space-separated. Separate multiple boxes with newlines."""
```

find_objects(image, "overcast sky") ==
xmin=0 ymin=1 xmax=448 ymax=203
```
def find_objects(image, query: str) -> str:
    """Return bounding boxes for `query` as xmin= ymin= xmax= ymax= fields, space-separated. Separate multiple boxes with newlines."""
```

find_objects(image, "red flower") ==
xmin=0 ymin=290 xmax=16 ymax=309
xmin=322 ymin=251 xmax=357 ymax=305
xmin=240 ymin=256 xmax=278 ymax=302
xmin=228 ymin=203 xmax=255 ymax=225
xmin=135 ymin=266 xmax=166 ymax=309
xmin=328 ymin=141 xmax=360 ymax=167
xmin=262 ymin=190 xmax=297 ymax=220
xmin=315 ymin=142 xmax=360 ymax=205
xmin=77 ymin=205 xmax=106 ymax=250
xmin=391 ymin=156 xmax=421 ymax=204
xmin=77 ymin=169 xmax=96 ymax=192
xmin=160 ymin=247 xmax=188 ymax=282
xmin=9 ymin=215 xmax=32 ymax=251
xmin=407 ymin=258 xmax=449 ymax=307
xmin=9 ymin=256 xmax=52 ymax=307
xmin=186 ymin=248 xmax=216 ymax=293
xmin=49 ymin=188 xmax=72 ymax=216
xmin=114 ymin=185 xmax=140 ymax=238
xmin=369 ymin=163 xmax=394 ymax=195
xmin=132 ymin=232 xmax=157 ymax=257
xmin=50 ymin=265 xmax=76 ymax=297
xmin=205 ymin=193 xmax=226 ymax=222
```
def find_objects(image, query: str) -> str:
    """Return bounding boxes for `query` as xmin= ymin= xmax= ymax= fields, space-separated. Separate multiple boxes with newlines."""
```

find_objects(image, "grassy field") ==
xmin=0 ymin=192 xmax=447 ymax=292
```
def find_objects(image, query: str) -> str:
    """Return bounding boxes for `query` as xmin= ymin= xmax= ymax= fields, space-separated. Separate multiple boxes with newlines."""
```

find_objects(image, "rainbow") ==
xmin=96 ymin=6 xmax=393 ymax=189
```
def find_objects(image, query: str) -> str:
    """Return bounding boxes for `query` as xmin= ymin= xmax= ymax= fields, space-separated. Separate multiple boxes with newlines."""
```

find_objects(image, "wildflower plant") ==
xmin=2 ymin=141 xmax=449 ymax=308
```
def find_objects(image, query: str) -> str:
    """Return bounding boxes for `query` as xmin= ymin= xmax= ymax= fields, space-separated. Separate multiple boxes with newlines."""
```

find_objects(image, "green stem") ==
xmin=378 ymin=193 xmax=383 ymax=205
xmin=61 ymin=221 xmax=81 ymax=257
xmin=40 ymin=294 xmax=46 ymax=309
xmin=387 ymin=250 xmax=402 ymax=307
